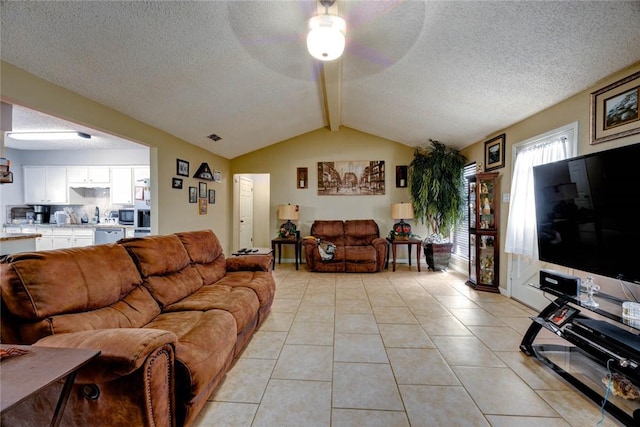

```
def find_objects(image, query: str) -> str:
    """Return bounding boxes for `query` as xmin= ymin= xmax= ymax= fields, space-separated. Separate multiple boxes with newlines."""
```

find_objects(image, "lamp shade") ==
xmin=278 ymin=204 xmax=299 ymax=221
xmin=307 ymin=14 xmax=346 ymax=61
xmin=391 ymin=203 xmax=414 ymax=220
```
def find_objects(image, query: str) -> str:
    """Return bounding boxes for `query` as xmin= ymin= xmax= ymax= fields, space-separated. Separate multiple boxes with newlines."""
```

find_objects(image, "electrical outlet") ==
xmin=502 ymin=193 xmax=510 ymax=203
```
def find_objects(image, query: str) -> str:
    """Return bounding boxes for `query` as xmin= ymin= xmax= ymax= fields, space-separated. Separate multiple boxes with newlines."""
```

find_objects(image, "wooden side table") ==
xmin=271 ymin=237 xmax=302 ymax=270
xmin=1 ymin=344 xmax=100 ymax=427
xmin=386 ymin=237 xmax=423 ymax=272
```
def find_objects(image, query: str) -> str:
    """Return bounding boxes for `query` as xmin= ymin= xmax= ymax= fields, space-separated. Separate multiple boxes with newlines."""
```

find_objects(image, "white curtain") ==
xmin=505 ymin=137 xmax=570 ymax=258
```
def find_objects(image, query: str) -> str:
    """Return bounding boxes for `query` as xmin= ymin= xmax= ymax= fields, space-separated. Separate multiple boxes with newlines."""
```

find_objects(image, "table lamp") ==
xmin=391 ymin=202 xmax=414 ymax=240
xmin=278 ymin=204 xmax=299 ymax=239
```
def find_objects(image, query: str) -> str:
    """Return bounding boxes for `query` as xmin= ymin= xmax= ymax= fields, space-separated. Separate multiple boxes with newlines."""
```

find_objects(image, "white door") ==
xmin=239 ymin=177 xmax=253 ymax=248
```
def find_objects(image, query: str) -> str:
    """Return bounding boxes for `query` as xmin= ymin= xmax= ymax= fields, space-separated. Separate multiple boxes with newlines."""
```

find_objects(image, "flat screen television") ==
xmin=533 ymin=143 xmax=640 ymax=285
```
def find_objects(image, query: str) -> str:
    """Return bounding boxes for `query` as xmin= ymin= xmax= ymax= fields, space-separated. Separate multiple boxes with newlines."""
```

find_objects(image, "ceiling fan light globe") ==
xmin=307 ymin=14 xmax=346 ymax=61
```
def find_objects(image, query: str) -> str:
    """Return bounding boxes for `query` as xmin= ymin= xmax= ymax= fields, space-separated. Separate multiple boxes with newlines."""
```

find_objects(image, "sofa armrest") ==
xmin=226 ymin=255 xmax=273 ymax=272
xmin=372 ymin=237 xmax=388 ymax=248
xmin=301 ymin=238 xmax=319 ymax=270
xmin=34 ymin=328 xmax=177 ymax=383
xmin=372 ymin=237 xmax=389 ymax=271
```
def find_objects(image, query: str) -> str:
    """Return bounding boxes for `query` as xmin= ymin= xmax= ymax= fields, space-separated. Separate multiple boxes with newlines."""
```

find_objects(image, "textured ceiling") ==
xmin=1 ymin=1 xmax=640 ymax=158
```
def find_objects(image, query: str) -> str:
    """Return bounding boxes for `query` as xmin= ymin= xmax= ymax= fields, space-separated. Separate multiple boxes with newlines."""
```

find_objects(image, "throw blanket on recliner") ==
xmin=317 ymin=239 xmax=337 ymax=261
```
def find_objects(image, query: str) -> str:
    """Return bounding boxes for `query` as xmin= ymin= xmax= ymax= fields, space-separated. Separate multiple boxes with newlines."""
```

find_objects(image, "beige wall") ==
xmin=0 ymin=62 xmax=233 ymax=251
xmin=461 ymin=62 xmax=640 ymax=293
xmin=231 ymin=127 xmax=418 ymax=258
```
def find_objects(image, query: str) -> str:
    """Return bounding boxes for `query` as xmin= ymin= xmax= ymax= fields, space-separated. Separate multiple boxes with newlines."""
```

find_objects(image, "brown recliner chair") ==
xmin=302 ymin=219 xmax=387 ymax=272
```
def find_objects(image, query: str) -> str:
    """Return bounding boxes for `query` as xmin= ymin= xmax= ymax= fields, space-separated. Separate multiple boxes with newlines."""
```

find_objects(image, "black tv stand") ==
xmin=520 ymin=284 xmax=640 ymax=426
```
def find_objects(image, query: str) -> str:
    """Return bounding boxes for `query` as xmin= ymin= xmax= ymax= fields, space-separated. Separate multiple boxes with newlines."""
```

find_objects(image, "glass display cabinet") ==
xmin=466 ymin=172 xmax=500 ymax=292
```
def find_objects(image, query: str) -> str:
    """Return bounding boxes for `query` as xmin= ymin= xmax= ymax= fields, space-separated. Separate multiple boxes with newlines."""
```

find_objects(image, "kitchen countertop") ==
xmin=0 ymin=233 xmax=42 ymax=242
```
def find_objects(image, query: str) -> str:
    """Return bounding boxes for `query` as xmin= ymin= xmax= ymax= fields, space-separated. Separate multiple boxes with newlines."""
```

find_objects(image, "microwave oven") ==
xmin=118 ymin=209 xmax=134 ymax=225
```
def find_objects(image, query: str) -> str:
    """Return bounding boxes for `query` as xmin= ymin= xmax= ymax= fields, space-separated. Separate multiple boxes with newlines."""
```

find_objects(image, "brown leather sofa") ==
xmin=0 ymin=229 xmax=275 ymax=427
xmin=302 ymin=219 xmax=387 ymax=272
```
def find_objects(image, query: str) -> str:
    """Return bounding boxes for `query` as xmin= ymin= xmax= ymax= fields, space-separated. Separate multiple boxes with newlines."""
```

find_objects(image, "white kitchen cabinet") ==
xmin=24 ymin=166 xmax=68 ymax=204
xmin=3 ymin=226 xmax=22 ymax=234
xmin=72 ymin=228 xmax=94 ymax=247
xmin=52 ymin=228 xmax=73 ymax=249
xmin=36 ymin=226 xmax=54 ymax=251
xmin=67 ymin=167 xmax=110 ymax=185
xmin=111 ymin=167 xmax=133 ymax=204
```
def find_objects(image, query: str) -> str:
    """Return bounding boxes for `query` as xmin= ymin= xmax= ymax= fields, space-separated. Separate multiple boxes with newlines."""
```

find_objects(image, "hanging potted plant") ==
xmin=409 ymin=139 xmax=467 ymax=270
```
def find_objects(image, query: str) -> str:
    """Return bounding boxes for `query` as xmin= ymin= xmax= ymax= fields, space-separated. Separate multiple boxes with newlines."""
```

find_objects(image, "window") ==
xmin=505 ymin=123 xmax=577 ymax=258
xmin=453 ymin=162 xmax=476 ymax=260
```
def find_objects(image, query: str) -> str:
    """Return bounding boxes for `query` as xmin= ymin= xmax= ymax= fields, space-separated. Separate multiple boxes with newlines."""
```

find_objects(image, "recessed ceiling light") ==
xmin=7 ymin=131 xmax=91 ymax=141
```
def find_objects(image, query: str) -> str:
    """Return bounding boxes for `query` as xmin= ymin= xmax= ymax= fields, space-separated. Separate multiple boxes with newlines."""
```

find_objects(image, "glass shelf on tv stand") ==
xmin=521 ymin=284 xmax=640 ymax=425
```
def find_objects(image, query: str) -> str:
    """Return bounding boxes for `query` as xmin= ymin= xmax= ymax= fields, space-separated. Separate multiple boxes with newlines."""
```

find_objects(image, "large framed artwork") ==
xmin=590 ymin=71 xmax=640 ymax=145
xmin=317 ymin=160 xmax=385 ymax=195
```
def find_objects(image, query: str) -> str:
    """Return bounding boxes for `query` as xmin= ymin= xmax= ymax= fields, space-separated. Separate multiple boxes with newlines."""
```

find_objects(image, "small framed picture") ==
xmin=177 ymin=159 xmax=189 ymax=177
xmin=135 ymin=186 xmax=144 ymax=200
xmin=395 ymin=165 xmax=408 ymax=188
xmin=208 ymin=189 xmax=216 ymax=204
xmin=484 ymin=133 xmax=505 ymax=171
xmin=198 ymin=198 xmax=207 ymax=215
xmin=172 ymin=177 xmax=183 ymax=189
xmin=199 ymin=182 xmax=207 ymax=198
xmin=213 ymin=170 xmax=222 ymax=183
xmin=188 ymin=186 xmax=197 ymax=203
xmin=547 ymin=304 xmax=579 ymax=327
xmin=297 ymin=167 xmax=308 ymax=189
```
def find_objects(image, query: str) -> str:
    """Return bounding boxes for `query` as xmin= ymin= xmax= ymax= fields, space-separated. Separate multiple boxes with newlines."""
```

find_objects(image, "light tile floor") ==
xmin=193 ymin=263 xmax=622 ymax=427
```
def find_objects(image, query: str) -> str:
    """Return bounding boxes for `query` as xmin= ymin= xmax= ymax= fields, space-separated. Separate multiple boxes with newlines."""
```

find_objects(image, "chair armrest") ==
xmin=226 ymin=255 xmax=273 ymax=272
xmin=34 ymin=328 xmax=177 ymax=383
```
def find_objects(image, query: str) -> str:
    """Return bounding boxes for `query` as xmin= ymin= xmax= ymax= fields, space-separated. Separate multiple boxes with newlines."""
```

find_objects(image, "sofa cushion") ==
xmin=215 ymin=271 xmax=276 ymax=307
xmin=19 ymin=285 xmax=161 ymax=343
xmin=121 ymin=235 xmax=204 ymax=307
xmin=310 ymin=220 xmax=346 ymax=247
xmin=164 ymin=285 xmax=260 ymax=333
xmin=345 ymin=245 xmax=378 ymax=263
xmin=175 ymin=230 xmax=227 ymax=285
xmin=344 ymin=219 xmax=380 ymax=246
xmin=1 ymin=244 xmax=143 ymax=320
xmin=144 ymin=309 xmax=236 ymax=405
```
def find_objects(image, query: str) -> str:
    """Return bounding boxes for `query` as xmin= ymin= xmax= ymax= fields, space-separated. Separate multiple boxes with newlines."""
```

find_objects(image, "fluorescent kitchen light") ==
xmin=7 ymin=131 xmax=91 ymax=141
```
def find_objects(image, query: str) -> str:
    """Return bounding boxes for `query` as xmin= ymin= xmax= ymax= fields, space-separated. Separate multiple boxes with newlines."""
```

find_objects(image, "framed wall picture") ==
xmin=395 ymin=165 xmax=408 ymax=188
xmin=213 ymin=170 xmax=222 ymax=183
xmin=177 ymin=159 xmax=189 ymax=177
xmin=208 ymin=189 xmax=216 ymax=204
xmin=590 ymin=71 xmax=640 ymax=144
xmin=317 ymin=160 xmax=385 ymax=195
xmin=484 ymin=134 xmax=505 ymax=171
xmin=199 ymin=182 xmax=207 ymax=198
xmin=188 ymin=187 xmax=197 ymax=203
xmin=198 ymin=199 xmax=207 ymax=215
xmin=172 ymin=177 xmax=183 ymax=189
xmin=297 ymin=167 xmax=308 ymax=189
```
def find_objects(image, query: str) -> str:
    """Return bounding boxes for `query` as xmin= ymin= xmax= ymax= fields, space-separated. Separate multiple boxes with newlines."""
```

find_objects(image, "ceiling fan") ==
xmin=226 ymin=0 xmax=425 ymax=82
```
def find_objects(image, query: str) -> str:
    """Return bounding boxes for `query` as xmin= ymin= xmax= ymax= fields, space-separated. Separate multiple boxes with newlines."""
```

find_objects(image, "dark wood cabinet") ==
xmin=466 ymin=172 xmax=500 ymax=292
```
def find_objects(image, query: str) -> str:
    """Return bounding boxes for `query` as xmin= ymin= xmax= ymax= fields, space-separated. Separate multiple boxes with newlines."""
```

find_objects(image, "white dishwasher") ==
xmin=94 ymin=228 xmax=125 ymax=245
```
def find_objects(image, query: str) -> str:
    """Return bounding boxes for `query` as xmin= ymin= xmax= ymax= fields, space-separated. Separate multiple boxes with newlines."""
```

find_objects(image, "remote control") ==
xmin=252 ymin=248 xmax=258 ymax=252
xmin=239 ymin=248 xmax=247 ymax=253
